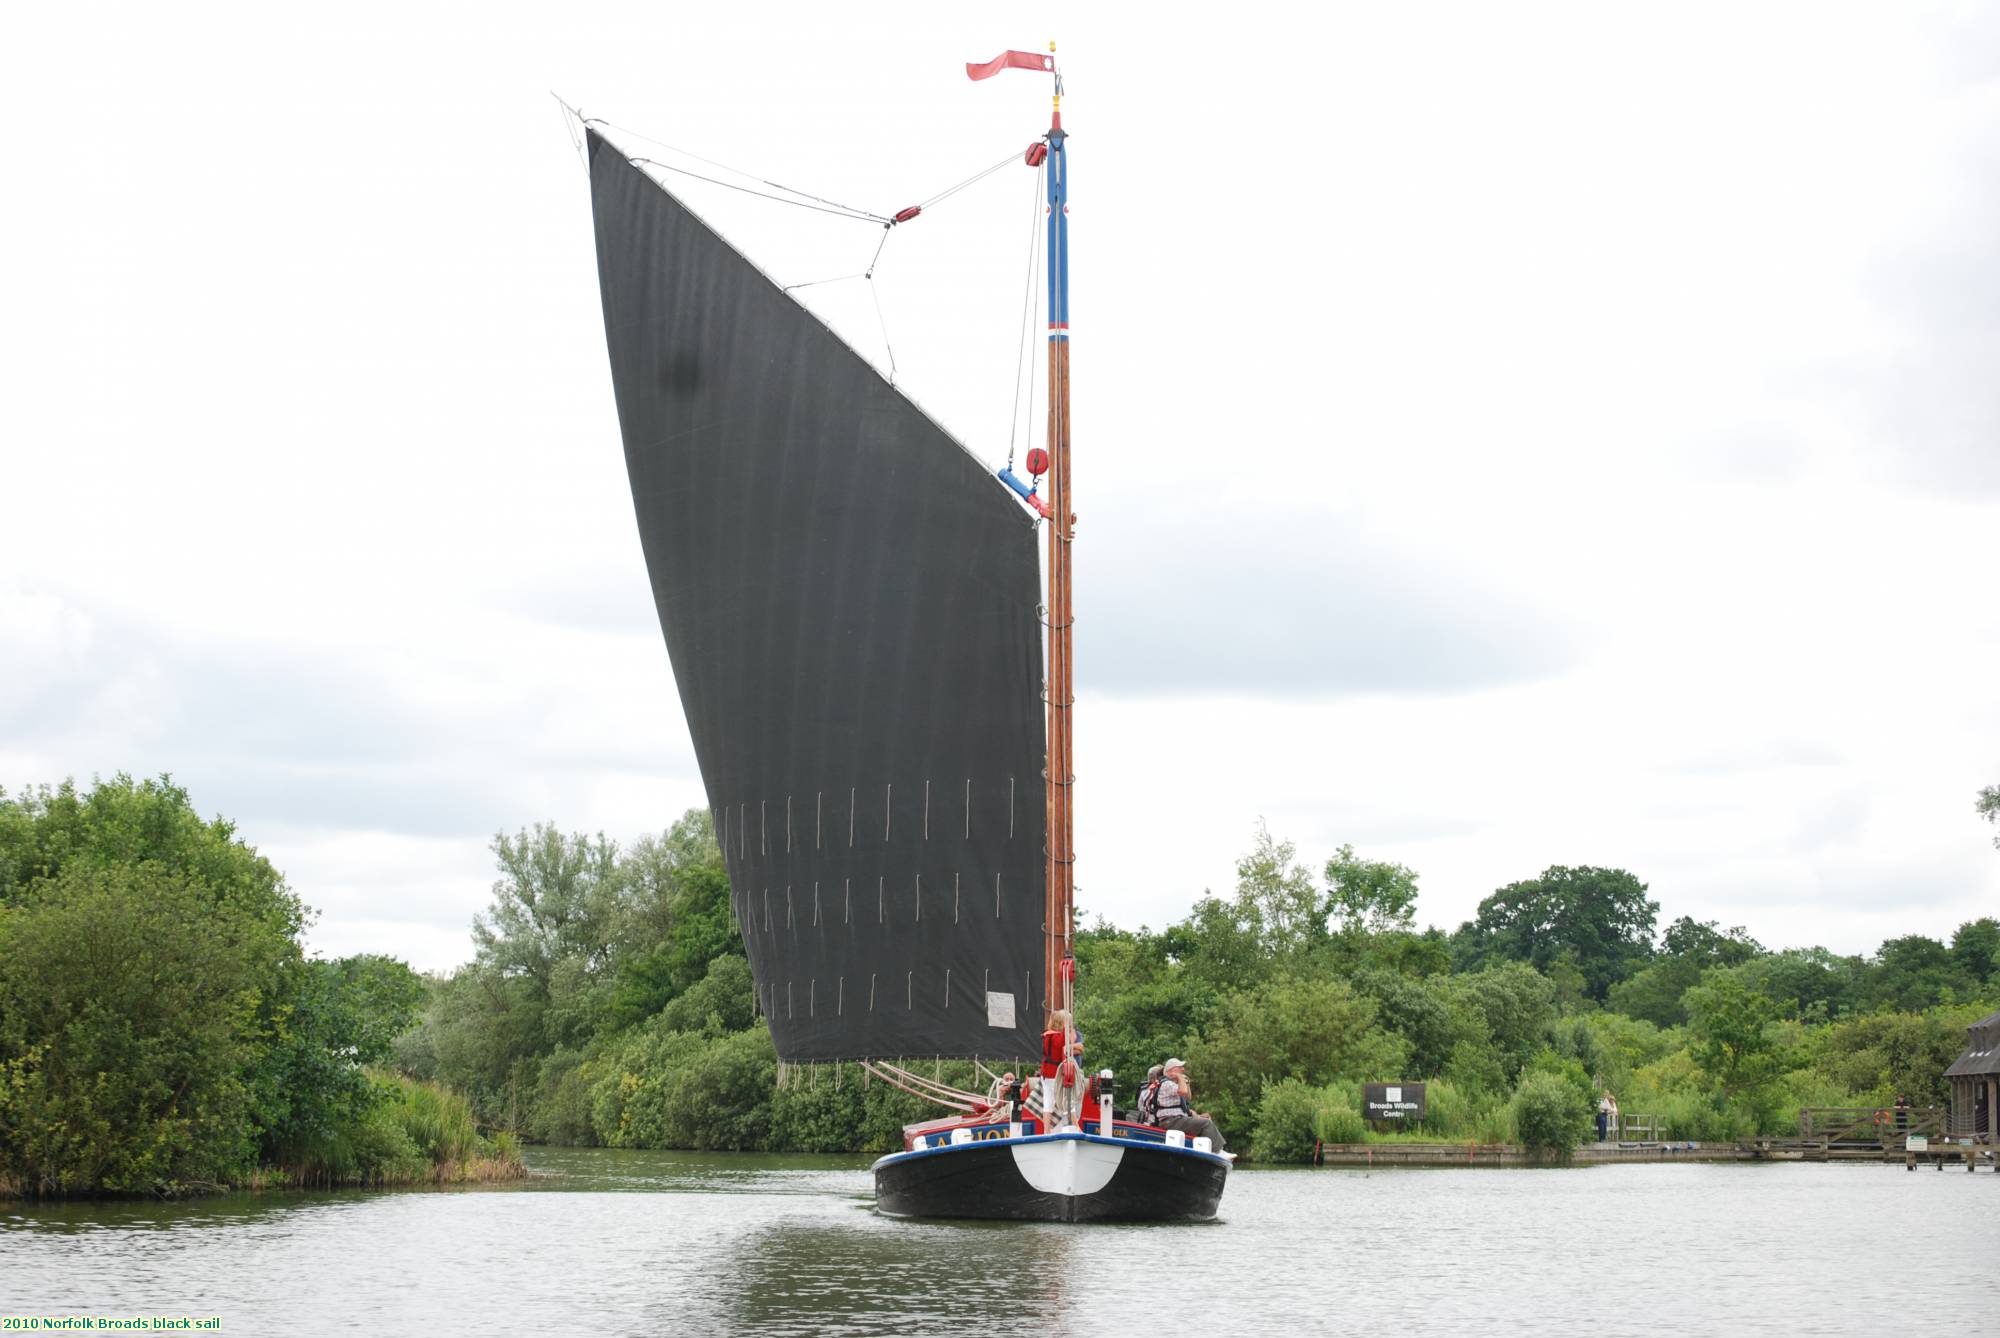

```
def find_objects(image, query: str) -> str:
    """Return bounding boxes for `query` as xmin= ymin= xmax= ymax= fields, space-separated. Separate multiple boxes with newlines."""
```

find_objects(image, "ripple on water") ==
xmin=1 ymin=1152 xmax=1995 ymax=1336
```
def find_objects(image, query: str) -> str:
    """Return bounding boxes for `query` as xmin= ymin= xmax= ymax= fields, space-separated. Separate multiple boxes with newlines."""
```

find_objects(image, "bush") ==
xmin=0 ymin=864 xmax=272 ymax=1195
xmin=770 ymin=1065 xmax=868 ymax=1153
xmin=529 ymin=1050 xmax=598 ymax=1146
xmin=1252 ymin=1078 xmax=1322 ymax=1162
xmin=1314 ymin=1102 xmax=1368 ymax=1146
xmin=1512 ymin=1070 xmax=1591 ymax=1158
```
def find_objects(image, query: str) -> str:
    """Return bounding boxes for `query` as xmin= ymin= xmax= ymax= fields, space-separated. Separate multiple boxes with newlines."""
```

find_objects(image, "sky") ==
xmin=3 ymin=2 xmax=1996 ymax=971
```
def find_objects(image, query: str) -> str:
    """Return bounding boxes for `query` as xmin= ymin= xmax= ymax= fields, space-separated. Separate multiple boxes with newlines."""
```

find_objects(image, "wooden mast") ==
xmin=1041 ymin=52 xmax=1074 ymax=1029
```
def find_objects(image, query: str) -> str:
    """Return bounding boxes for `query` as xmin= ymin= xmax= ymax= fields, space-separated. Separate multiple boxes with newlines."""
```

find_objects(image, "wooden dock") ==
xmin=1744 ymin=1106 xmax=1996 ymax=1170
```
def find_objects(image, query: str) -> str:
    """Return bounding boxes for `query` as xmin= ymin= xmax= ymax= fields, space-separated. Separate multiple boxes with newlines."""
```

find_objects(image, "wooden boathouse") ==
xmin=1945 ymin=1007 xmax=2000 ymax=1141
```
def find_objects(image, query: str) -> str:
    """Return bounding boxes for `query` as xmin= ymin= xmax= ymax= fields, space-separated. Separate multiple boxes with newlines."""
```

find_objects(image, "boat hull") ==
xmin=872 ymin=1131 xmax=1228 ymax=1223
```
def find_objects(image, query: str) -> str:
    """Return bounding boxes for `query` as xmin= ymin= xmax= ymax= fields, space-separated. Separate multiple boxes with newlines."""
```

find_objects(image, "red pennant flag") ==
xmin=966 ymin=49 xmax=1056 ymax=81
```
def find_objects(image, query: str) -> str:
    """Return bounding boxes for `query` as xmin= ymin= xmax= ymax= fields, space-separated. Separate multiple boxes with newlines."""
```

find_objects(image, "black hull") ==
xmin=873 ymin=1133 xmax=1227 ymax=1223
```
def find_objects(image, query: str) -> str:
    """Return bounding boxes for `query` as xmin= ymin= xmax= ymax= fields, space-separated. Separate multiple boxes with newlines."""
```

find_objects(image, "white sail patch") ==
xmin=986 ymin=991 xmax=1016 ymax=1030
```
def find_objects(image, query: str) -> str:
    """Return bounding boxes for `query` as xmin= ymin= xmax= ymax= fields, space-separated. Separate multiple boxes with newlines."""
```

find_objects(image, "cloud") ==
xmin=1081 ymin=499 xmax=1580 ymax=698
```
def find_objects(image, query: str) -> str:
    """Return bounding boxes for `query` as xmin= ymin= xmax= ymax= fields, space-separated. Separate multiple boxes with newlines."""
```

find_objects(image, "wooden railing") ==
xmin=1610 ymin=1113 xmax=1668 ymax=1141
xmin=1797 ymin=1106 xmax=1945 ymax=1145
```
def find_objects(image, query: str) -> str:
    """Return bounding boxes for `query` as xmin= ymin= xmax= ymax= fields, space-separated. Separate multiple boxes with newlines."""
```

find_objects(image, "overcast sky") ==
xmin=5 ymin=3 xmax=1996 ymax=971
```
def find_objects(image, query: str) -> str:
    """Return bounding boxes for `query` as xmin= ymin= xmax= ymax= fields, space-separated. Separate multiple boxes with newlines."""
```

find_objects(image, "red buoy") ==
xmin=1025 ymin=447 xmax=1049 ymax=477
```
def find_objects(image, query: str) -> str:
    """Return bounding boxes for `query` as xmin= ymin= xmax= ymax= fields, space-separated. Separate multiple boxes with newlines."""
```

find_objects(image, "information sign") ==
xmin=1363 ymin=1081 xmax=1427 ymax=1124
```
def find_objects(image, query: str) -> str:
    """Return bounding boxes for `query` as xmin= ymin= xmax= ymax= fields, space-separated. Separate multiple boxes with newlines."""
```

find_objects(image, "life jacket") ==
xmin=1155 ymin=1078 xmax=1190 ymax=1119
xmin=1136 ymin=1078 xmax=1161 ymax=1123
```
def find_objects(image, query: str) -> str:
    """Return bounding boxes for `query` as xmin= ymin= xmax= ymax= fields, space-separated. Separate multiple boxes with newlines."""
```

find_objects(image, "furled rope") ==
xmin=860 ymin=1060 xmax=979 ymax=1111
xmin=875 ymin=1060 xmax=986 ymax=1105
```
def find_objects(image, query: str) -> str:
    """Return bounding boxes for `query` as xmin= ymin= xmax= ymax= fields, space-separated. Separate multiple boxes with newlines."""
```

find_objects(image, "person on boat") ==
xmin=989 ymin=1071 xmax=1022 ymax=1120
xmin=1136 ymin=1064 xmax=1164 ymax=1125
xmin=1155 ymin=1059 xmax=1226 ymax=1152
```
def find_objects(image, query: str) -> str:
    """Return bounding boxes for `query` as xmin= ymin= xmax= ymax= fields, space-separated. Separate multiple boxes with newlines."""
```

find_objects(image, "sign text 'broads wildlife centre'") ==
xmin=1363 ymin=1083 xmax=1428 ymax=1125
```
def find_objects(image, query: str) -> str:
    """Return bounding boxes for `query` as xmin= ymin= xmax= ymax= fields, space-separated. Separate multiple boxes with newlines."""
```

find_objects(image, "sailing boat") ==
xmin=579 ymin=48 xmax=1229 ymax=1223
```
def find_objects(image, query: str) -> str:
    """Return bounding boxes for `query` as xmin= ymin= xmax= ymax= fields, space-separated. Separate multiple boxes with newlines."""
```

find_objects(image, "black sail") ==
xmin=586 ymin=130 xmax=1046 ymax=1062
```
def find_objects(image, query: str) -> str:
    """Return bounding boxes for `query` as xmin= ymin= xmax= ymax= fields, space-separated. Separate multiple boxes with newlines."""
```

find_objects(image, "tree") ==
xmin=1512 ymin=1070 xmax=1592 ymax=1157
xmin=0 ymin=775 xmax=304 ymax=941
xmin=1950 ymin=917 xmax=2000 ymax=986
xmin=1978 ymin=783 xmax=2000 ymax=849
xmin=1323 ymin=844 xmax=1419 ymax=936
xmin=1684 ymin=974 xmax=1792 ymax=1098
xmin=1738 ymin=947 xmax=1870 ymax=1021
xmin=1184 ymin=975 xmax=1407 ymax=1135
xmin=1605 ymin=918 xmax=1764 ymax=1026
xmin=1442 ymin=962 xmax=1558 ymax=1081
xmin=1605 ymin=957 xmax=1703 ymax=1027
xmin=1453 ymin=866 xmax=1658 ymax=999
xmin=1869 ymin=935 xmax=1965 ymax=1012
xmin=0 ymin=864 xmax=276 ymax=1194
xmin=255 ymin=954 xmax=426 ymax=1169
xmin=1660 ymin=916 xmax=1763 ymax=967
xmin=606 ymin=811 xmax=737 ymax=1027
xmin=474 ymin=825 xmax=624 ymax=994
xmin=1231 ymin=822 xmax=1326 ymax=961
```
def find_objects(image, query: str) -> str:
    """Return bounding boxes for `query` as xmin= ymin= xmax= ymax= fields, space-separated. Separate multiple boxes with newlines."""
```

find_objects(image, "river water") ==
xmin=3 ymin=1148 xmax=1994 ymax=1335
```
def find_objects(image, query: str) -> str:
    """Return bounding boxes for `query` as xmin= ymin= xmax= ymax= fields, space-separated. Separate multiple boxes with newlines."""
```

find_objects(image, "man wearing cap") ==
xmin=1154 ymin=1058 xmax=1226 ymax=1152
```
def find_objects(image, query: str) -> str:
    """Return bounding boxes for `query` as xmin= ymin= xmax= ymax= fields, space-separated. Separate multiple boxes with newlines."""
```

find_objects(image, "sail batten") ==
xmin=587 ymin=129 xmax=1045 ymax=1062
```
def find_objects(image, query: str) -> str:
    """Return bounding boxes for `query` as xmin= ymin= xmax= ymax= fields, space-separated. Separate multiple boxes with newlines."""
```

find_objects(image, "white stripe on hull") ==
xmin=1009 ymin=1136 xmax=1125 ymax=1196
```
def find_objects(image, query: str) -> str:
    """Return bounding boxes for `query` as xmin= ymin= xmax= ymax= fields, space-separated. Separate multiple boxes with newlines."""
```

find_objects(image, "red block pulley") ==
xmin=1025 ymin=447 xmax=1049 ymax=477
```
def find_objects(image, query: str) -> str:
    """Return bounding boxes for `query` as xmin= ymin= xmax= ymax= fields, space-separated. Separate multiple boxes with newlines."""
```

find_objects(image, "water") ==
xmin=3 ymin=1149 xmax=1994 ymax=1335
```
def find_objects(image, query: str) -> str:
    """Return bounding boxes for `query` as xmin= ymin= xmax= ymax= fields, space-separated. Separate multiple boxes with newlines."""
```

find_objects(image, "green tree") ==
xmin=1443 ymin=962 xmax=1558 ymax=1082
xmin=1684 ymin=974 xmax=1792 ymax=1098
xmin=1184 ymin=975 xmax=1406 ymax=1135
xmin=1231 ymin=822 xmax=1327 ymax=962
xmin=1453 ymin=865 xmax=1657 ymax=999
xmin=1808 ymin=1006 xmax=1983 ymax=1108
xmin=1606 ymin=918 xmax=1764 ymax=1026
xmin=1977 ymin=783 xmax=1999 ymax=848
xmin=1738 ymin=947 xmax=1869 ymax=1021
xmin=1511 ymin=1069 xmax=1592 ymax=1157
xmin=1868 ymin=935 xmax=1965 ymax=1012
xmin=1323 ymin=844 xmax=1419 ymax=936
xmin=0 ymin=775 xmax=304 ymax=940
xmin=255 ymin=954 xmax=426 ymax=1170
xmin=0 ymin=864 xmax=274 ymax=1194
xmin=1949 ymin=917 xmax=2000 ymax=986
xmin=605 ymin=811 xmax=736 ymax=1028
xmin=475 ymin=824 xmax=624 ymax=994
xmin=1661 ymin=916 xmax=1764 ymax=967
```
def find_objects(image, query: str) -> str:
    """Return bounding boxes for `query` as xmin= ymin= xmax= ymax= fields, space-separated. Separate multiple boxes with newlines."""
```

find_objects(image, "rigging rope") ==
xmin=581 ymin=110 xmax=1036 ymax=445
xmin=588 ymin=117 xmax=891 ymax=223
xmin=918 ymin=149 xmax=1026 ymax=211
xmin=870 ymin=276 xmax=898 ymax=385
xmin=1006 ymin=156 xmax=1045 ymax=470
xmin=550 ymin=92 xmax=586 ymax=170
xmin=628 ymin=158 xmax=884 ymax=224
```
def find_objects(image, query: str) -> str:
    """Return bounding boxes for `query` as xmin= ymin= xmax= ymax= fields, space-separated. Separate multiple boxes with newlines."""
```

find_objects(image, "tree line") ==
xmin=396 ymin=798 xmax=1999 ymax=1162
xmin=5 ymin=774 xmax=1993 ymax=1193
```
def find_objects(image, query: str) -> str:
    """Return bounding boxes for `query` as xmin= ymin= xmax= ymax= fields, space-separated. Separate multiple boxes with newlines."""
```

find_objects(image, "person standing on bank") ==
xmin=1155 ymin=1059 xmax=1227 ymax=1153
xmin=1597 ymin=1090 xmax=1616 ymax=1143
